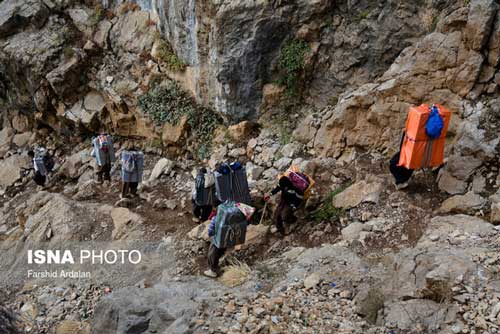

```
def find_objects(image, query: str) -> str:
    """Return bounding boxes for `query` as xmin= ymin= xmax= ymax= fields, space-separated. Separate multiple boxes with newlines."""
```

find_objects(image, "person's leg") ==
xmin=200 ymin=205 xmax=213 ymax=221
xmin=192 ymin=199 xmax=202 ymax=222
xmin=130 ymin=182 xmax=138 ymax=196
xmin=96 ymin=166 xmax=104 ymax=184
xmin=273 ymin=198 xmax=287 ymax=236
xmin=121 ymin=182 xmax=129 ymax=198
xmin=103 ymin=163 xmax=111 ymax=182
xmin=389 ymin=152 xmax=414 ymax=185
xmin=207 ymin=243 xmax=225 ymax=273
xmin=33 ymin=171 xmax=45 ymax=186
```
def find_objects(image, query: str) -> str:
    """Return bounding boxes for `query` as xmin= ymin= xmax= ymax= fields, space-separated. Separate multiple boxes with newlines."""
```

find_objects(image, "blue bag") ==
xmin=425 ymin=105 xmax=444 ymax=139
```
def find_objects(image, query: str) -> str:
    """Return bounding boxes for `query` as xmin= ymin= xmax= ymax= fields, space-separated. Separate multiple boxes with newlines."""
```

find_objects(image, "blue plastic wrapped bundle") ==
xmin=92 ymin=135 xmax=115 ymax=167
xmin=121 ymin=151 xmax=145 ymax=183
xmin=214 ymin=162 xmax=251 ymax=204
xmin=33 ymin=157 xmax=48 ymax=176
xmin=213 ymin=201 xmax=248 ymax=249
xmin=194 ymin=173 xmax=216 ymax=206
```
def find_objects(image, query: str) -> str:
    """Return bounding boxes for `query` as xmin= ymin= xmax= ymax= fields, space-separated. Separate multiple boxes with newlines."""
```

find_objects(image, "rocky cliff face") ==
xmin=105 ymin=0 xmax=452 ymax=120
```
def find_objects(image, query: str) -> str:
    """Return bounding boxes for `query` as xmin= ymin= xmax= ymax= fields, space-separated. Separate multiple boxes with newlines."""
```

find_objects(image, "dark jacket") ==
xmin=271 ymin=176 xmax=304 ymax=209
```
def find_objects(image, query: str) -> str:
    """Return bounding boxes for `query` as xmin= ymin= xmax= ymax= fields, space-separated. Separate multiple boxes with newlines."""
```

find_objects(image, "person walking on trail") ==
xmin=192 ymin=167 xmax=218 ymax=222
xmin=389 ymin=132 xmax=414 ymax=190
xmin=28 ymin=147 xmax=55 ymax=187
xmin=91 ymin=134 xmax=115 ymax=184
xmin=204 ymin=202 xmax=256 ymax=278
xmin=120 ymin=147 xmax=144 ymax=199
xmin=264 ymin=168 xmax=313 ymax=236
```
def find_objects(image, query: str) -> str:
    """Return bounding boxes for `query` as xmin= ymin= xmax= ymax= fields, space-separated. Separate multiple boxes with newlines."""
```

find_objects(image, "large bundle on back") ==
xmin=213 ymin=201 xmax=255 ymax=249
xmin=121 ymin=151 xmax=145 ymax=183
xmin=215 ymin=162 xmax=251 ymax=205
xmin=33 ymin=147 xmax=49 ymax=176
xmin=280 ymin=166 xmax=315 ymax=200
xmin=194 ymin=170 xmax=216 ymax=206
xmin=92 ymin=134 xmax=115 ymax=166
xmin=398 ymin=104 xmax=451 ymax=169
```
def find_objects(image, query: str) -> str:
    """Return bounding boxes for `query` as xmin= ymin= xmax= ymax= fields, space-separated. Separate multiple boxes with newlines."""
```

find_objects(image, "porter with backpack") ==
xmin=91 ymin=134 xmax=115 ymax=183
xmin=192 ymin=168 xmax=217 ymax=222
xmin=29 ymin=147 xmax=54 ymax=187
xmin=264 ymin=166 xmax=314 ymax=236
xmin=204 ymin=201 xmax=256 ymax=278
xmin=120 ymin=149 xmax=144 ymax=198
xmin=390 ymin=104 xmax=451 ymax=189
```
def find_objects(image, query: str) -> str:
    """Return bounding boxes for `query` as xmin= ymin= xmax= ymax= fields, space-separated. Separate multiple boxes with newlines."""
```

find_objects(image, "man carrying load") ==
xmin=120 ymin=147 xmax=145 ymax=199
xmin=204 ymin=201 xmax=256 ymax=278
xmin=264 ymin=166 xmax=314 ymax=236
xmin=91 ymin=133 xmax=115 ymax=184
xmin=28 ymin=147 xmax=55 ymax=187
xmin=390 ymin=104 xmax=451 ymax=189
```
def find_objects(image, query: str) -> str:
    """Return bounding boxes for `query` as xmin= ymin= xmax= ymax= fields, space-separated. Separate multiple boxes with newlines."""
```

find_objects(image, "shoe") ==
xmin=396 ymin=182 xmax=409 ymax=190
xmin=203 ymin=269 xmax=218 ymax=278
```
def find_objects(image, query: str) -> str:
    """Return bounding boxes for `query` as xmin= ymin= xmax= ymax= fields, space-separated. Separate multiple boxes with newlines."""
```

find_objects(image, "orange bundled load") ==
xmin=398 ymin=104 xmax=451 ymax=170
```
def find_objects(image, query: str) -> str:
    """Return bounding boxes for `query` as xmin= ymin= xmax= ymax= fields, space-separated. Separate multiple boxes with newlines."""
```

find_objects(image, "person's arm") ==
xmin=208 ymin=217 xmax=216 ymax=237
xmin=264 ymin=184 xmax=281 ymax=202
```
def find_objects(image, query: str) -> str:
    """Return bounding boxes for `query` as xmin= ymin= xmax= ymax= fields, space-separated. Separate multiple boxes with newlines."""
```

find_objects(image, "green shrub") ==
xmin=63 ymin=47 xmax=75 ymax=59
xmin=311 ymin=184 xmax=349 ymax=223
xmin=137 ymin=83 xmax=221 ymax=159
xmin=357 ymin=10 xmax=369 ymax=21
xmin=90 ymin=4 xmax=104 ymax=26
xmin=155 ymin=39 xmax=186 ymax=72
xmin=328 ymin=96 xmax=339 ymax=106
xmin=276 ymin=40 xmax=309 ymax=96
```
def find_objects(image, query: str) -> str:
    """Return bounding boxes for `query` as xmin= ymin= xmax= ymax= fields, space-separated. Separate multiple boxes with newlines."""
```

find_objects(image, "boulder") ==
xmin=149 ymin=158 xmax=175 ymax=181
xmin=228 ymin=121 xmax=254 ymax=141
xmin=161 ymin=116 xmax=188 ymax=145
xmin=332 ymin=180 xmax=383 ymax=209
xmin=341 ymin=222 xmax=365 ymax=242
xmin=0 ymin=0 xmax=49 ymax=38
xmin=293 ymin=114 xmax=319 ymax=145
xmin=111 ymin=207 xmax=144 ymax=240
xmin=92 ymin=280 xmax=225 ymax=334
xmin=110 ymin=10 xmax=155 ymax=53
xmin=304 ymin=272 xmax=321 ymax=289
xmin=187 ymin=220 xmax=211 ymax=241
xmin=273 ymin=157 xmax=292 ymax=171
xmin=438 ymin=191 xmax=486 ymax=214
xmin=12 ymin=132 xmax=33 ymax=147
xmin=0 ymin=154 xmax=30 ymax=189
xmin=464 ymin=0 xmax=498 ymax=51
xmin=280 ymin=143 xmax=302 ymax=158
xmin=419 ymin=214 xmax=495 ymax=247
xmin=12 ymin=114 xmax=30 ymax=132
xmin=235 ymin=224 xmax=268 ymax=250
xmin=84 ymin=91 xmax=106 ymax=113
xmin=246 ymin=162 xmax=265 ymax=181
xmin=55 ymin=320 xmax=90 ymax=334
xmin=260 ymin=83 xmax=285 ymax=110
xmin=438 ymin=170 xmax=467 ymax=195
xmin=46 ymin=53 xmax=85 ymax=97
xmin=67 ymin=8 xmax=94 ymax=36
xmin=93 ymin=20 xmax=112 ymax=49
xmin=24 ymin=194 xmax=97 ymax=244
xmin=383 ymin=299 xmax=452 ymax=332
xmin=0 ymin=127 xmax=14 ymax=148
xmin=60 ymin=152 xmax=86 ymax=179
